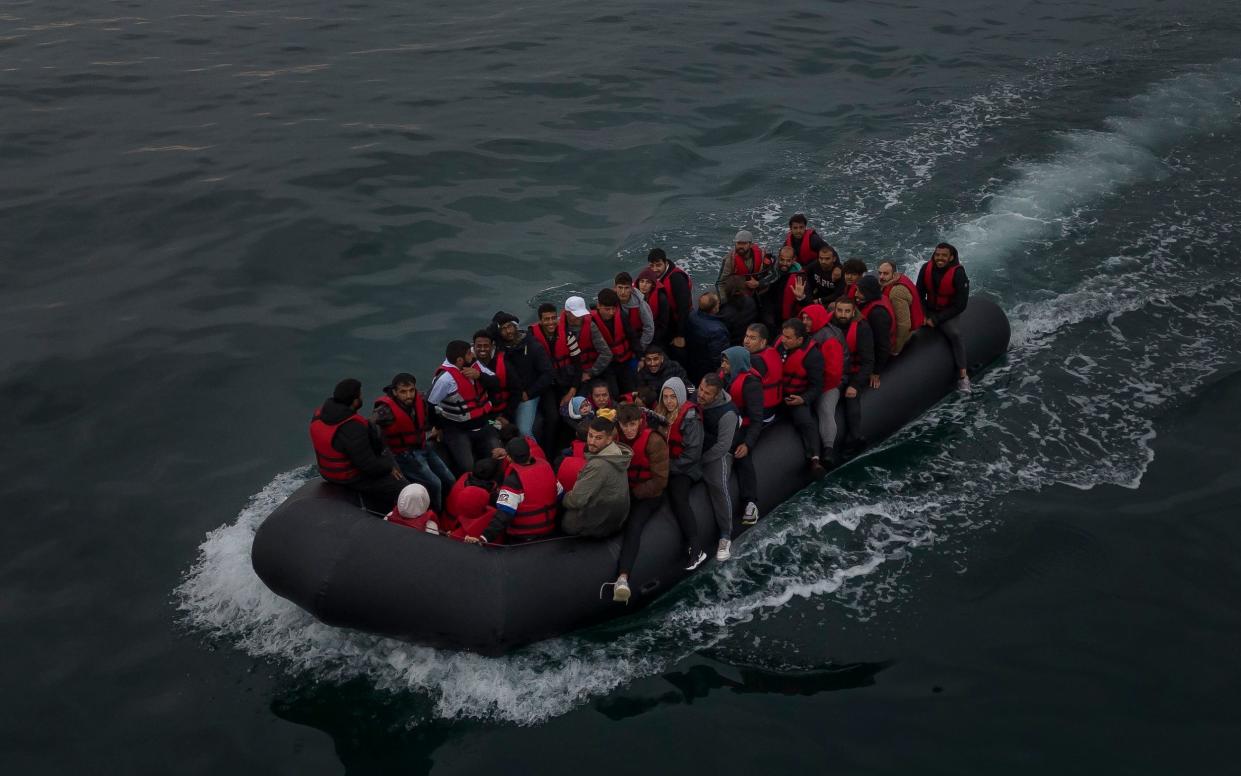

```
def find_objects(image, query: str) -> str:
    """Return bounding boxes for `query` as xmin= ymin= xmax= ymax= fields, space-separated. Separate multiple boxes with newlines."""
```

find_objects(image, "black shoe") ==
xmin=822 ymin=448 xmax=838 ymax=470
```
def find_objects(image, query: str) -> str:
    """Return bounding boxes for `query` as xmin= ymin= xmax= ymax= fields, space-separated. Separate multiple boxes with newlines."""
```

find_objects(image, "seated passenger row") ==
xmin=307 ymin=217 xmax=971 ymax=601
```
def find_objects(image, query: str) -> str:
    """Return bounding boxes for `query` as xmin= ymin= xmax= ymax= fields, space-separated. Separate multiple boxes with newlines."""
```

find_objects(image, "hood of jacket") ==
xmin=801 ymin=303 xmax=830 ymax=334
xmin=588 ymin=441 xmax=632 ymax=472
xmin=662 ymin=376 xmax=688 ymax=406
xmin=318 ymin=397 xmax=357 ymax=424
xmin=722 ymin=345 xmax=752 ymax=377
xmin=699 ymin=388 xmax=732 ymax=410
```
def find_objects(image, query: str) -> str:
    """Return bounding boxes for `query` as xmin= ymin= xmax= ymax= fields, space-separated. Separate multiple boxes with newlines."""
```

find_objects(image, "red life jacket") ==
xmin=844 ymin=319 xmax=865 ymax=374
xmin=883 ymin=274 xmax=925 ymax=330
xmin=726 ymin=368 xmax=762 ymax=427
xmin=845 ymin=283 xmax=859 ymax=300
xmin=553 ymin=311 xmax=599 ymax=373
xmin=557 ymin=455 xmax=585 ymax=491
xmin=781 ymin=342 xmax=812 ymax=395
xmin=308 ymin=409 xmax=368 ymax=482
xmin=372 ymin=393 xmax=427 ymax=454
xmin=756 ymin=347 xmax=783 ymax=410
xmin=731 ymin=244 xmax=766 ymax=278
xmin=432 ymin=364 xmax=492 ymax=422
xmin=485 ymin=352 xmax=512 ymax=415
xmin=571 ymin=439 xmax=586 ymax=458
xmin=625 ymin=427 xmax=655 ymax=488
xmin=784 ymin=229 xmax=818 ymax=264
xmin=921 ymin=262 xmax=959 ymax=310
xmin=780 ymin=272 xmax=804 ymax=322
xmin=820 ymin=337 xmax=845 ymax=390
xmin=665 ymin=401 xmax=698 ymax=459
xmin=591 ymin=309 xmax=635 ymax=363
xmin=446 ymin=474 xmax=492 ymax=525
xmin=527 ymin=435 xmax=547 ymax=462
xmin=625 ymin=304 xmax=643 ymax=345
xmin=860 ymin=296 xmax=897 ymax=351
xmin=385 ymin=508 xmax=439 ymax=532
xmin=506 ymin=459 xmax=558 ymax=537
xmin=648 ymin=266 xmax=692 ymax=327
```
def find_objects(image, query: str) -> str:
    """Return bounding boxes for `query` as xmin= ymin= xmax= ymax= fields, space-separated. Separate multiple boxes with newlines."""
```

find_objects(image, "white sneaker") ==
xmin=956 ymin=376 xmax=972 ymax=393
xmin=741 ymin=502 xmax=759 ymax=526
xmin=612 ymin=577 xmax=631 ymax=603
xmin=716 ymin=538 xmax=732 ymax=562
xmin=685 ymin=549 xmax=708 ymax=571
xmin=425 ymin=520 xmax=439 ymax=536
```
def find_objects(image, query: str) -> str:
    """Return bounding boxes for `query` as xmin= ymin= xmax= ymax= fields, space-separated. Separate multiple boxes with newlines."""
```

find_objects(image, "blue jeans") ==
xmin=513 ymin=396 xmax=540 ymax=438
xmin=394 ymin=448 xmax=456 ymax=511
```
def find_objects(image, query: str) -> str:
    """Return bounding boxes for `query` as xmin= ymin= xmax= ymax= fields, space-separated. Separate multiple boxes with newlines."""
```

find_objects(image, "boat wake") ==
xmin=177 ymin=57 xmax=1241 ymax=726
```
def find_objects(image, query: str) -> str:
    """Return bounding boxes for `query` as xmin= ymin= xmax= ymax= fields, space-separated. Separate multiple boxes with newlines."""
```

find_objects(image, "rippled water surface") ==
xmin=3 ymin=0 xmax=1241 ymax=772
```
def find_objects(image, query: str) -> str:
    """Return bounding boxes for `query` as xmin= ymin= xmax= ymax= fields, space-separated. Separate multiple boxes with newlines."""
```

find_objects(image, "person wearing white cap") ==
xmin=717 ymin=228 xmax=772 ymax=300
xmin=558 ymin=293 xmax=614 ymax=395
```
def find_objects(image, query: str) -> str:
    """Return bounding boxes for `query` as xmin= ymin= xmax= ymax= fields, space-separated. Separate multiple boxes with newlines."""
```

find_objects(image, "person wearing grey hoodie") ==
xmin=561 ymin=416 xmax=632 ymax=538
xmin=696 ymin=374 xmax=739 ymax=560
xmin=657 ymin=376 xmax=707 ymax=570
xmin=615 ymin=272 xmax=655 ymax=356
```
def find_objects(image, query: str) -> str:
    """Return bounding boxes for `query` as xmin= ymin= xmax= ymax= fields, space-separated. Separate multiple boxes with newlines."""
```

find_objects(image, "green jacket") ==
xmin=561 ymin=441 xmax=632 ymax=538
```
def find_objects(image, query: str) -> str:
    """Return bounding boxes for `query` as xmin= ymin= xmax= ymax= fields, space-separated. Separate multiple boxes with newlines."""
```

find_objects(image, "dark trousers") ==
xmin=843 ymin=394 xmax=864 ymax=447
xmin=666 ymin=473 xmax=702 ymax=556
xmin=535 ymin=390 xmax=561 ymax=453
xmin=350 ymin=474 xmax=406 ymax=515
xmin=440 ymin=423 xmax=499 ymax=477
xmin=782 ymin=402 xmax=820 ymax=459
xmin=733 ymin=427 xmax=762 ymax=505
xmin=617 ymin=495 xmax=665 ymax=576
xmin=937 ymin=316 xmax=968 ymax=372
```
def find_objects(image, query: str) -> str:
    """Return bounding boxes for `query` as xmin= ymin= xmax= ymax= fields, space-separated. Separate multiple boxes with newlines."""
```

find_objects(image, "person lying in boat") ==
xmin=696 ymin=374 xmax=739 ymax=561
xmin=446 ymin=458 xmax=501 ymax=542
xmin=372 ymin=372 xmax=455 ymax=512
xmin=384 ymin=483 xmax=440 ymax=534
xmin=876 ymin=260 xmax=924 ymax=357
xmin=655 ymin=376 xmax=708 ymax=570
xmin=467 ymin=438 xmax=562 ymax=545
xmin=718 ymin=346 xmax=764 ymax=525
xmin=917 ymin=242 xmax=971 ymax=392
xmin=777 ymin=318 xmax=826 ymax=476
xmin=309 ymin=378 xmax=406 ymax=512
xmin=560 ymin=415 xmax=632 ymax=538
xmin=609 ymin=402 xmax=672 ymax=603
xmin=832 ymin=296 xmax=873 ymax=455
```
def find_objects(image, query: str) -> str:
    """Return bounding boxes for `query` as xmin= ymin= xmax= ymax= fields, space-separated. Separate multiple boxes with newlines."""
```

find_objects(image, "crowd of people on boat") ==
xmin=308 ymin=214 xmax=971 ymax=602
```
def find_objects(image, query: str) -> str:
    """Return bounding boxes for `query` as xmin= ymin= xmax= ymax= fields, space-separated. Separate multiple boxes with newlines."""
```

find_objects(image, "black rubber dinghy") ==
xmin=253 ymin=298 xmax=1010 ymax=655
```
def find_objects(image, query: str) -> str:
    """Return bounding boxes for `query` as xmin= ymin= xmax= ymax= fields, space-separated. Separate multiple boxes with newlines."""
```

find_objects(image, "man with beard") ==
xmin=372 ymin=373 xmax=456 ymax=511
xmin=488 ymin=311 xmax=555 ymax=444
xmin=428 ymin=340 xmax=500 ymax=476
xmin=917 ymin=242 xmax=972 ymax=391
xmin=309 ymin=378 xmax=406 ymax=512
xmin=832 ymin=297 xmax=873 ymax=454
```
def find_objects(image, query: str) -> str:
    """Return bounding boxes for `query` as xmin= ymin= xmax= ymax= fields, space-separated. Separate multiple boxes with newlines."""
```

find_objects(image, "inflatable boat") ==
xmin=252 ymin=298 xmax=1010 ymax=655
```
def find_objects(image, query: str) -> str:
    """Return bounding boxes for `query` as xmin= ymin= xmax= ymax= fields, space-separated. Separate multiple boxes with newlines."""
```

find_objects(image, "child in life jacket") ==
xmin=384 ymin=483 xmax=441 ymax=534
xmin=446 ymin=458 xmax=502 ymax=542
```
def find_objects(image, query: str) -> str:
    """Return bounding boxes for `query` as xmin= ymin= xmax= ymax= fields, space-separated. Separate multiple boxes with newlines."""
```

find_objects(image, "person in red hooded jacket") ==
xmin=800 ymin=304 xmax=847 ymax=467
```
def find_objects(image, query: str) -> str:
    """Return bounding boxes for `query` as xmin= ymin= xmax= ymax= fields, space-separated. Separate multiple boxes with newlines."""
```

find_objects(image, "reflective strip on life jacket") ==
xmin=506 ymin=460 xmax=558 ymax=537
xmin=433 ymin=364 xmax=492 ymax=422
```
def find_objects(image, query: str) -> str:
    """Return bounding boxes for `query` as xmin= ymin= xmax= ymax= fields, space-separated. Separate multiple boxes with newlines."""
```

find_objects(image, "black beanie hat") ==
xmin=492 ymin=311 xmax=520 ymax=327
xmin=333 ymin=378 xmax=362 ymax=403
xmin=856 ymin=274 xmax=881 ymax=302
xmin=505 ymin=437 xmax=532 ymax=464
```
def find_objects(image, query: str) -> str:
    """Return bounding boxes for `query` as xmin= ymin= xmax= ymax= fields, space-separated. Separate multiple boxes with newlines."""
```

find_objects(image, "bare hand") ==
xmin=463 ymin=535 xmax=482 ymax=545
xmin=671 ymin=337 xmax=686 ymax=348
xmin=462 ymin=366 xmax=481 ymax=379
xmin=560 ymin=389 xmax=576 ymax=408
xmin=869 ymin=374 xmax=881 ymax=389
xmin=491 ymin=447 xmax=508 ymax=460
xmin=745 ymin=278 xmax=760 ymax=289
xmin=924 ymin=318 xmax=935 ymax=328
xmin=784 ymin=395 xmax=804 ymax=406
xmin=793 ymin=275 xmax=806 ymax=300
xmin=428 ymin=428 xmax=441 ymax=441
xmin=391 ymin=467 xmax=405 ymax=481
xmin=734 ymin=443 xmax=749 ymax=459
xmin=845 ymin=386 xmax=858 ymax=399
xmin=521 ymin=392 xmax=529 ymax=402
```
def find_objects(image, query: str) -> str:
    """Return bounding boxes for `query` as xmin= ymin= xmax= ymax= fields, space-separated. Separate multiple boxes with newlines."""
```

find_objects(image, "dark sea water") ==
xmin=3 ymin=0 xmax=1241 ymax=772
